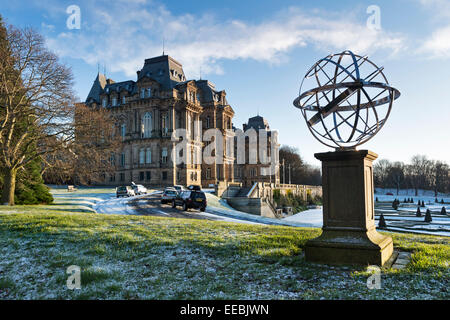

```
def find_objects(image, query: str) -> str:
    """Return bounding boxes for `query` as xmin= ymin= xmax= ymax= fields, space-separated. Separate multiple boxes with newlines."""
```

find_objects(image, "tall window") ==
xmin=206 ymin=116 xmax=210 ymax=129
xmin=142 ymin=112 xmax=152 ymax=138
xmin=162 ymin=113 xmax=169 ymax=135
xmin=122 ymin=96 xmax=126 ymax=104
xmin=120 ymin=152 xmax=125 ymax=167
xmin=112 ymin=97 xmax=117 ymax=106
xmin=140 ymin=88 xmax=145 ymax=98
xmin=146 ymin=148 xmax=151 ymax=164
xmin=121 ymin=124 xmax=126 ymax=140
xmin=146 ymin=88 xmax=151 ymax=98
xmin=102 ymin=98 xmax=107 ymax=107
xmin=162 ymin=148 xmax=168 ymax=163
xmin=139 ymin=149 xmax=145 ymax=164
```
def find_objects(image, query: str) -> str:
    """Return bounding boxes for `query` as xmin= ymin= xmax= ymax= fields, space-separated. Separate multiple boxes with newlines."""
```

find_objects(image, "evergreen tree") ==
xmin=424 ymin=209 xmax=432 ymax=223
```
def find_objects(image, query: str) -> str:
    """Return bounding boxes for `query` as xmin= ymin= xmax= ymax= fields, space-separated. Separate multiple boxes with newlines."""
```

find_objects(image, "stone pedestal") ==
xmin=305 ymin=150 xmax=393 ymax=266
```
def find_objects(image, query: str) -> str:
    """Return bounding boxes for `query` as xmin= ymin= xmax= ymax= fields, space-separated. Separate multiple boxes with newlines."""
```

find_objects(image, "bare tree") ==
xmin=279 ymin=145 xmax=321 ymax=185
xmin=408 ymin=155 xmax=430 ymax=196
xmin=0 ymin=23 xmax=117 ymax=205
xmin=373 ymin=159 xmax=391 ymax=189
xmin=431 ymin=161 xmax=449 ymax=196
xmin=42 ymin=104 xmax=120 ymax=185
xmin=387 ymin=161 xmax=405 ymax=195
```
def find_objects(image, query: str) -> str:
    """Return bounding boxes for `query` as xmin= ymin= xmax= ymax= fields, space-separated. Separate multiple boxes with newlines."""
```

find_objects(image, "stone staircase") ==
xmin=236 ymin=187 xmax=252 ymax=197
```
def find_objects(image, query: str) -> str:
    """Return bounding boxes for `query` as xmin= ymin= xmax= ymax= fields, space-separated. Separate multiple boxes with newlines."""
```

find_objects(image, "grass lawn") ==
xmin=0 ymin=202 xmax=448 ymax=299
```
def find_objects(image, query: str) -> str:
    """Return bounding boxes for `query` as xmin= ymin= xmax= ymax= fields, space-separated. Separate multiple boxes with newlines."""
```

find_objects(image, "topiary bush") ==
xmin=378 ymin=213 xmax=387 ymax=229
xmin=416 ymin=207 xmax=421 ymax=217
xmin=424 ymin=209 xmax=432 ymax=223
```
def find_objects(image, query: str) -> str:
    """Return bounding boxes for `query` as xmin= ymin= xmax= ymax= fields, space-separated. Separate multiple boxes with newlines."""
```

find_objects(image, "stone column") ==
xmin=305 ymin=149 xmax=393 ymax=266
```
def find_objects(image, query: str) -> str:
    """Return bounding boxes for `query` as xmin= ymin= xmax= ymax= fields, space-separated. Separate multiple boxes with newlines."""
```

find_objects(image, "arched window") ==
xmin=142 ymin=112 xmax=153 ymax=138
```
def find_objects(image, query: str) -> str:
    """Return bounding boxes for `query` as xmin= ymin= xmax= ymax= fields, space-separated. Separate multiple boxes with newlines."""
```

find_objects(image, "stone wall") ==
xmin=222 ymin=182 xmax=322 ymax=218
xmin=226 ymin=197 xmax=277 ymax=218
xmin=250 ymin=182 xmax=322 ymax=201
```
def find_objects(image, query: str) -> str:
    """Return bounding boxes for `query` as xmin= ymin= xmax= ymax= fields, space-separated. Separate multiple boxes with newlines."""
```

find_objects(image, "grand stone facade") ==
xmin=83 ymin=55 xmax=278 ymax=188
xmin=233 ymin=116 xmax=280 ymax=187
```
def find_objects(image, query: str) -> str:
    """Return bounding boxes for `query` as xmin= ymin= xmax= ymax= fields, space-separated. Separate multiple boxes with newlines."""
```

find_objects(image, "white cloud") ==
xmin=417 ymin=0 xmax=450 ymax=58
xmin=44 ymin=2 xmax=406 ymax=79
xmin=420 ymin=25 xmax=450 ymax=57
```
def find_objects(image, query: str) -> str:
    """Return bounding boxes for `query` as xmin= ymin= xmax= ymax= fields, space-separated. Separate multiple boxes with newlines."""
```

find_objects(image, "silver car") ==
xmin=116 ymin=186 xmax=135 ymax=198
xmin=132 ymin=184 xmax=147 ymax=195
xmin=161 ymin=188 xmax=178 ymax=204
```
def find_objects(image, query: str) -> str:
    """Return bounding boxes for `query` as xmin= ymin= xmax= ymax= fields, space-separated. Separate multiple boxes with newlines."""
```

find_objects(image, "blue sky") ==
xmin=2 ymin=0 xmax=450 ymax=166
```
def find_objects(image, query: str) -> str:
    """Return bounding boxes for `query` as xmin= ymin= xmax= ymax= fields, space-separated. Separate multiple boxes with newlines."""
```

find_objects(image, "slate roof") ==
xmin=104 ymin=80 xmax=136 ymax=94
xmin=137 ymin=55 xmax=186 ymax=90
xmin=85 ymin=73 xmax=106 ymax=103
xmin=243 ymin=115 xmax=270 ymax=131
xmin=85 ymin=55 xmax=230 ymax=107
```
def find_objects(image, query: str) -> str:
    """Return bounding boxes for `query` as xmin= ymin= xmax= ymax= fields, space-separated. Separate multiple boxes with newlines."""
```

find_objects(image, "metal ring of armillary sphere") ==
xmin=293 ymin=50 xmax=400 ymax=150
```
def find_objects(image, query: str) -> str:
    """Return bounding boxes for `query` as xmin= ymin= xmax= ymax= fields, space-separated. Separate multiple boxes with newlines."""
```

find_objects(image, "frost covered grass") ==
xmin=0 ymin=204 xmax=448 ymax=299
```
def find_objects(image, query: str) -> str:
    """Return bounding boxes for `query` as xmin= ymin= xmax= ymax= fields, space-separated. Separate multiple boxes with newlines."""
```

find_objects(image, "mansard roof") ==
xmin=104 ymin=80 xmax=136 ymax=94
xmin=137 ymin=55 xmax=186 ymax=90
xmin=244 ymin=115 xmax=270 ymax=131
xmin=85 ymin=55 xmax=231 ymax=106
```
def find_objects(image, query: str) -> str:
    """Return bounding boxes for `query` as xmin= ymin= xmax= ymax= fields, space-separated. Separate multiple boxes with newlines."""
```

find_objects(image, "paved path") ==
xmin=94 ymin=191 xmax=260 ymax=224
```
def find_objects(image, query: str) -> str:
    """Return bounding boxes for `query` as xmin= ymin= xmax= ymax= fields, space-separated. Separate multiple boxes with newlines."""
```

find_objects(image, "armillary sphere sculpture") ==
xmin=293 ymin=50 xmax=400 ymax=149
xmin=293 ymin=50 xmax=401 ymax=266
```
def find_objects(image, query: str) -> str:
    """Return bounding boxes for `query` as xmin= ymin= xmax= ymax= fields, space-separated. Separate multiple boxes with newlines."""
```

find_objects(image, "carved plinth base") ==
xmin=305 ymin=150 xmax=393 ymax=266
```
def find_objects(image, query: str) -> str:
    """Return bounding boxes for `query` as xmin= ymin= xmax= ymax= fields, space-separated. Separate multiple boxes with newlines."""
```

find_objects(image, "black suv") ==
xmin=172 ymin=190 xmax=207 ymax=212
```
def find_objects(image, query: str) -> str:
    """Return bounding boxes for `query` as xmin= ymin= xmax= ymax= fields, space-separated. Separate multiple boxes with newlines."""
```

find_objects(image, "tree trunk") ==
xmin=1 ymin=168 xmax=17 ymax=206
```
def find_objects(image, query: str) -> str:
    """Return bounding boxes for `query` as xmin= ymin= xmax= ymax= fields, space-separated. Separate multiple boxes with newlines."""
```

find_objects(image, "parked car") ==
xmin=187 ymin=185 xmax=201 ymax=191
xmin=132 ymin=184 xmax=147 ymax=195
xmin=172 ymin=190 xmax=207 ymax=211
xmin=172 ymin=185 xmax=185 ymax=194
xmin=161 ymin=188 xmax=178 ymax=204
xmin=116 ymin=186 xmax=135 ymax=198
